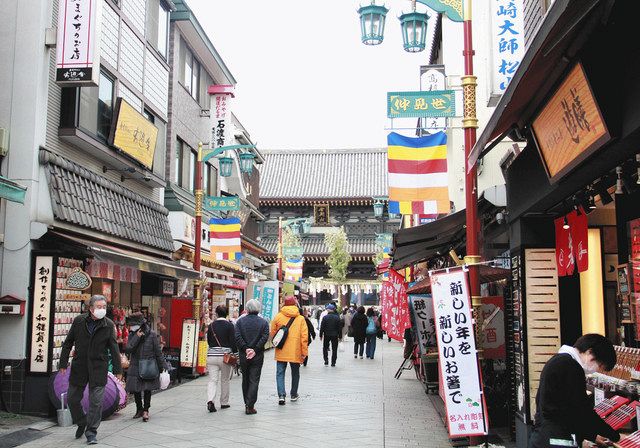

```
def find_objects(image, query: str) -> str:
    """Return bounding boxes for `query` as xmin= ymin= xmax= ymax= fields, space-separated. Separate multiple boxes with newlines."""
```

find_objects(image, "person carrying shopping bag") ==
xmin=270 ymin=297 xmax=308 ymax=405
xmin=206 ymin=305 xmax=237 ymax=413
xmin=125 ymin=312 xmax=167 ymax=422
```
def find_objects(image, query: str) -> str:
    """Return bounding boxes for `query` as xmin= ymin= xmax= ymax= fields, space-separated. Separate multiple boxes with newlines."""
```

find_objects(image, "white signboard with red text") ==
xmin=56 ymin=0 xmax=101 ymax=85
xmin=30 ymin=257 xmax=54 ymax=373
xmin=430 ymin=267 xmax=488 ymax=438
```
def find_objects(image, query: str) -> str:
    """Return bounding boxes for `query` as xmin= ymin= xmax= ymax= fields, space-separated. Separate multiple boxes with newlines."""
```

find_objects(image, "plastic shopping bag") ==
xmin=159 ymin=370 xmax=170 ymax=390
xmin=338 ymin=341 xmax=345 ymax=353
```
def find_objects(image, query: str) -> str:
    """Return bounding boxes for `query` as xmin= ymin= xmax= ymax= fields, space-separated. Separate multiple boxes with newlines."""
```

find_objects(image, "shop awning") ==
xmin=407 ymin=265 xmax=511 ymax=294
xmin=51 ymin=232 xmax=199 ymax=279
xmin=467 ymin=0 xmax=603 ymax=170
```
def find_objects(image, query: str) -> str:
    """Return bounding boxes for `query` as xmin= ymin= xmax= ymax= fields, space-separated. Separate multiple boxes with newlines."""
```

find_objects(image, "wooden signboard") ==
xmin=532 ymin=63 xmax=610 ymax=183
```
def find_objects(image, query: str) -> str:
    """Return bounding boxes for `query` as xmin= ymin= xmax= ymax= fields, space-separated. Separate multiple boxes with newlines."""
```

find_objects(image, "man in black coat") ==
xmin=319 ymin=304 xmax=343 ymax=366
xmin=59 ymin=295 xmax=122 ymax=445
xmin=529 ymin=334 xmax=620 ymax=448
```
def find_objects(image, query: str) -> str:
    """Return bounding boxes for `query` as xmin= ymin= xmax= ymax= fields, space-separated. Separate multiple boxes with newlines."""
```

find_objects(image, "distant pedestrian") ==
xmin=351 ymin=306 xmax=368 ymax=359
xmin=301 ymin=308 xmax=316 ymax=367
xmin=235 ymin=299 xmax=270 ymax=415
xmin=320 ymin=304 xmax=343 ymax=366
xmin=59 ymin=295 xmax=122 ymax=445
xmin=315 ymin=308 xmax=322 ymax=328
xmin=341 ymin=308 xmax=352 ymax=340
xmin=206 ymin=305 xmax=237 ymax=413
xmin=270 ymin=297 xmax=308 ymax=405
xmin=365 ymin=308 xmax=381 ymax=359
xmin=124 ymin=312 xmax=167 ymax=422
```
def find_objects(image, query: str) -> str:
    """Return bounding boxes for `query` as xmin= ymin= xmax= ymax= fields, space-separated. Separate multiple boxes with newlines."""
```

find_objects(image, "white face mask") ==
xmin=584 ymin=360 xmax=599 ymax=375
xmin=92 ymin=308 xmax=107 ymax=320
xmin=129 ymin=325 xmax=141 ymax=332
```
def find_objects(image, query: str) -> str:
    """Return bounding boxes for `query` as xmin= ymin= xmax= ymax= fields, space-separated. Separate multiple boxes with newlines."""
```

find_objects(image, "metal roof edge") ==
xmin=261 ymin=148 xmax=388 ymax=155
xmin=170 ymin=0 xmax=237 ymax=85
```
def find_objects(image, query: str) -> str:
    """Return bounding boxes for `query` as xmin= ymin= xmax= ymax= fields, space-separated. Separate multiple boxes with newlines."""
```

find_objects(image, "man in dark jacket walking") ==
xmin=320 ymin=303 xmax=343 ymax=366
xmin=235 ymin=299 xmax=270 ymax=415
xmin=59 ymin=295 xmax=122 ymax=445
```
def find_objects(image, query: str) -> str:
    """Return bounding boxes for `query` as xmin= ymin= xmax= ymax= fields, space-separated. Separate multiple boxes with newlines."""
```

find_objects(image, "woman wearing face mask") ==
xmin=124 ymin=312 xmax=167 ymax=422
xmin=528 ymin=334 xmax=620 ymax=448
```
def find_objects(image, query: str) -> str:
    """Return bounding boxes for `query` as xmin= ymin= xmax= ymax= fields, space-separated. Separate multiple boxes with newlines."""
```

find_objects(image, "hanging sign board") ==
xmin=209 ymin=85 xmax=234 ymax=150
xmin=532 ymin=63 xmax=610 ymax=183
xmin=420 ymin=65 xmax=448 ymax=132
xmin=179 ymin=318 xmax=197 ymax=368
xmin=387 ymin=90 xmax=456 ymax=119
xmin=204 ymin=195 xmax=241 ymax=212
xmin=250 ymin=281 xmax=279 ymax=322
xmin=430 ymin=267 xmax=488 ymax=437
xmin=56 ymin=0 xmax=101 ymax=85
xmin=110 ymin=98 xmax=158 ymax=169
xmin=30 ymin=257 xmax=54 ymax=373
xmin=490 ymin=0 xmax=525 ymax=94
xmin=408 ymin=294 xmax=437 ymax=356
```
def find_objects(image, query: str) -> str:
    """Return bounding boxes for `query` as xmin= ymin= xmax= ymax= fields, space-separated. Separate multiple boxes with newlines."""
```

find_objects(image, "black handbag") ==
xmin=139 ymin=358 xmax=159 ymax=380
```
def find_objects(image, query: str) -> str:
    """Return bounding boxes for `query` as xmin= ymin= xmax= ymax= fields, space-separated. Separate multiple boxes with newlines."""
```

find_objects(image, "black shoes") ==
xmin=331 ymin=364 xmax=336 ymax=367
xmin=133 ymin=410 xmax=143 ymax=419
xmin=75 ymin=425 xmax=85 ymax=439
xmin=221 ymin=405 xmax=230 ymax=409
xmin=207 ymin=401 xmax=216 ymax=412
xmin=324 ymin=361 xmax=329 ymax=366
xmin=290 ymin=395 xmax=299 ymax=402
xmin=86 ymin=435 xmax=97 ymax=445
xmin=245 ymin=406 xmax=257 ymax=415
xmin=278 ymin=396 xmax=286 ymax=405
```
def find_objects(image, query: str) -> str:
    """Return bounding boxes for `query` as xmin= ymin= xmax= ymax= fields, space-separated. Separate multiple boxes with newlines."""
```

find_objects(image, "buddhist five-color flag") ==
xmin=285 ymin=258 xmax=303 ymax=282
xmin=209 ymin=217 xmax=242 ymax=261
xmin=387 ymin=131 xmax=449 ymax=217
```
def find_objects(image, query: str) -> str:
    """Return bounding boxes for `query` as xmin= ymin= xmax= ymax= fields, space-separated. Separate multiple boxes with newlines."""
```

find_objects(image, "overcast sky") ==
xmin=186 ymin=0 xmax=435 ymax=150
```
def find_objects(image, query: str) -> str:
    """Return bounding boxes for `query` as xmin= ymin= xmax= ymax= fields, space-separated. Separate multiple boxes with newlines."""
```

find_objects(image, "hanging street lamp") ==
xmin=399 ymin=9 xmax=429 ymax=52
xmin=358 ymin=2 xmax=389 ymax=45
xmin=239 ymin=152 xmax=256 ymax=175
xmin=372 ymin=197 xmax=386 ymax=217
xmin=218 ymin=156 xmax=234 ymax=177
xmin=301 ymin=220 xmax=312 ymax=233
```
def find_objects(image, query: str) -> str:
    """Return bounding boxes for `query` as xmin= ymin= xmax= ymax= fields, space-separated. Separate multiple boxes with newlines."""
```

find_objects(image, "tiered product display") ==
xmin=589 ymin=346 xmax=640 ymax=394
xmin=51 ymin=257 xmax=88 ymax=370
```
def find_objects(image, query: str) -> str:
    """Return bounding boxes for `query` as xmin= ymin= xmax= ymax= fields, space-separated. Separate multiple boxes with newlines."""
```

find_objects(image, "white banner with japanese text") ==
xmin=30 ymin=256 xmax=54 ymax=373
xmin=430 ymin=268 xmax=488 ymax=437
xmin=210 ymin=93 xmax=232 ymax=150
xmin=56 ymin=0 xmax=101 ymax=85
xmin=490 ymin=0 xmax=524 ymax=95
xmin=180 ymin=318 xmax=197 ymax=368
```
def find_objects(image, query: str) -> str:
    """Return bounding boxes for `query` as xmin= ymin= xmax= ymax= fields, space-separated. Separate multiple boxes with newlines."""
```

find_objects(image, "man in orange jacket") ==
xmin=270 ymin=296 xmax=308 ymax=405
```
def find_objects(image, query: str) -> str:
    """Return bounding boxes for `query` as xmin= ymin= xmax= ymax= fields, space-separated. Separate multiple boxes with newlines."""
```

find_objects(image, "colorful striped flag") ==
xmin=209 ymin=217 xmax=242 ymax=261
xmin=387 ymin=131 xmax=449 ymax=217
xmin=284 ymin=258 xmax=303 ymax=282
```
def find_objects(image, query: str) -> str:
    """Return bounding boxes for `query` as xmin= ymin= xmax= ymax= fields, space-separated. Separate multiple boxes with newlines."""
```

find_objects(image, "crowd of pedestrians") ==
xmin=58 ymin=294 xmax=385 ymax=445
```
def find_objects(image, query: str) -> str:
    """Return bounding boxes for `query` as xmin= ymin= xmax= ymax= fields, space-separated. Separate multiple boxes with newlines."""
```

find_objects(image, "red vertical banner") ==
xmin=569 ymin=208 xmax=589 ymax=273
xmin=381 ymin=269 xmax=411 ymax=341
xmin=555 ymin=213 xmax=576 ymax=276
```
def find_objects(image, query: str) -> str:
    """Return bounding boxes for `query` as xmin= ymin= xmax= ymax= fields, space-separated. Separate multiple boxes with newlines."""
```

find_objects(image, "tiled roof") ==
xmin=40 ymin=150 xmax=174 ymax=252
xmin=261 ymin=235 xmax=377 ymax=256
xmin=259 ymin=149 xmax=388 ymax=199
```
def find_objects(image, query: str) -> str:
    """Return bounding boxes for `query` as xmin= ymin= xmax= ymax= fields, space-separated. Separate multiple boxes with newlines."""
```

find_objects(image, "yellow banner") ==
xmin=111 ymin=99 xmax=158 ymax=169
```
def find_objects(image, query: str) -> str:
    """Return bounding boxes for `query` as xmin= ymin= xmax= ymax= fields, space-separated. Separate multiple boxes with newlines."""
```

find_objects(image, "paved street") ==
xmin=16 ymin=338 xmax=450 ymax=448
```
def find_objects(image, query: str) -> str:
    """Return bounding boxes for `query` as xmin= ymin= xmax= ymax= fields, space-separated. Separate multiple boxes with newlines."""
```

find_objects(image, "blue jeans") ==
xmin=366 ymin=334 xmax=377 ymax=359
xmin=276 ymin=361 xmax=300 ymax=398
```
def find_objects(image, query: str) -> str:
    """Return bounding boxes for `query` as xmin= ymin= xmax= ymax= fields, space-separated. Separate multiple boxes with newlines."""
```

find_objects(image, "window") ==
xmin=188 ymin=149 xmax=196 ymax=193
xmin=183 ymin=43 xmax=193 ymax=93
xmin=147 ymin=0 xmax=170 ymax=58
xmin=174 ymin=140 xmax=183 ymax=185
xmin=180 ymin=39 xmax=211 ymax=105
xmin=78 ymin=70 xmax=115 ymax=141
xmin=191 ymin=59 xmax=200 ymax=102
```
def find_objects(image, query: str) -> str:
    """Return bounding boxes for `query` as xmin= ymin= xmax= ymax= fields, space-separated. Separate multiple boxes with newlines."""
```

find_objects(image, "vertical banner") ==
xmin=30 ymin=256 xmax=54 ymax=373
xmin=209 ymin=85 xmax=234 ymax=150
xmin=251 ymin=281 xmax=279 ymax=322
xmin=420 ymin=65 xmax=448 ymax=132
xmin=481 ymin=296 xmax=506 ymax=359
xmin=430 ymin=268 xmax=488 ymax=437
xmin=554 ymin=214 xmax=574 ymax=277
xmin=408 ymin=294 xmax=437 ymax=356
xmin=380 ymin=269 xmax=411 ymax=341
xmin=180 ymin=319 xmax=197 ymax=368
xmin=56 ymin=0 xmax=101 ymax=85
xmin=568 ymin=209 xmax=589 ymax=272
xmin=490 ymin=0 xmax=524 ymax=94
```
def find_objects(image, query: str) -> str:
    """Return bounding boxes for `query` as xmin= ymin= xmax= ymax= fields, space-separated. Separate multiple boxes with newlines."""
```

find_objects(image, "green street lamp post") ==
xmin=399 ymin=10 xmax=429 ymax=52
xmin=358 ymin=2 xmax=389 ymax=45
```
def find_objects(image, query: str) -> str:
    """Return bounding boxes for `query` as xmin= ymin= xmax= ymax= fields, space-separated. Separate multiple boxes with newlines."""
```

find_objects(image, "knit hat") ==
xmin=326 ymin=303 xmax=336 ymax=310
xmin=284 ymin=297 xmax=297 ymax=306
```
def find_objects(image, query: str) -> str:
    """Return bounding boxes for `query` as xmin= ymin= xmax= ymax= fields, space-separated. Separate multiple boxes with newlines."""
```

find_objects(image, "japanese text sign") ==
xmin=481 ymin=296 xmax=506 ymax=359
xmin=380 ymin=269 xmax=411 ymax=341
xmin=56 ymin=0 xmax=101 ymax=85
xmin=209 ymin=90 xmax=233 ymax=150
xmin=430 ymin=268 xmax=488 ymax=437
xmin=490 ymin=0 xmax=524 ymax=94
xmin=180 ymin=319 xmax=197 ymax=368
xmin=408 ymin=295 xmax=437 ymax=356
xmin=532 ymin=63 xmax=610 ymax=182
xmin=420 ymin=65 xmax=448 ymax=131
xmin=30 ymin=256 xmax=54 ymax=373
xmin=110 ymin=99 xmax=159 ymax=169
xmin=387 ymin=90 xmax=456 ymax=119
xmin=204 ymin=195 xmax=241 ymax=212
xmin=251 ymin=281 xmax=279 ymax=322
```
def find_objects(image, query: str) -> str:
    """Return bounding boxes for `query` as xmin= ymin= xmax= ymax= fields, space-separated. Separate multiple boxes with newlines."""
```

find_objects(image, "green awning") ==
xmin=0 ymin=176 xmax=26 ymax=204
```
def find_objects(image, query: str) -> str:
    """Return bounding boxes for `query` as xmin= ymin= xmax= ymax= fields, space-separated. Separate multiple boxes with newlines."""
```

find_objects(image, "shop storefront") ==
xmin=469 ymin=2 xmax=640 ymax=445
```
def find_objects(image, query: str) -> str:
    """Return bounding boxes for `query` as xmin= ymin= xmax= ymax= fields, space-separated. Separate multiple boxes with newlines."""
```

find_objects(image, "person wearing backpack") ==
xmin=270 ymin=297 xmax=308 ymax=405
xmin=351 ymin=306 xmax=368 ymax=359
xmin=365 ymin=307 xmax=381 ymax=359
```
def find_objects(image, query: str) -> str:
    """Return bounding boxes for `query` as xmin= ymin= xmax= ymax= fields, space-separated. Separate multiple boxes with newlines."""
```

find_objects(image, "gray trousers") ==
xmin=68 ymin=383 xmax=105 ymax=439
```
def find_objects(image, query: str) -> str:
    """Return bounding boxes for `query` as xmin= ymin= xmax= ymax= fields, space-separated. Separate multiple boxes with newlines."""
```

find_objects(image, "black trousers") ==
xmin=323 ymin=336 xmax=339 ymax=365
xmin=354 ymin=341 xmax=365 ymax=356
xmin=239 ymin=351 xmax=264 ymax=408
xmin=134 ymin=390 xmax=151 ymax=411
